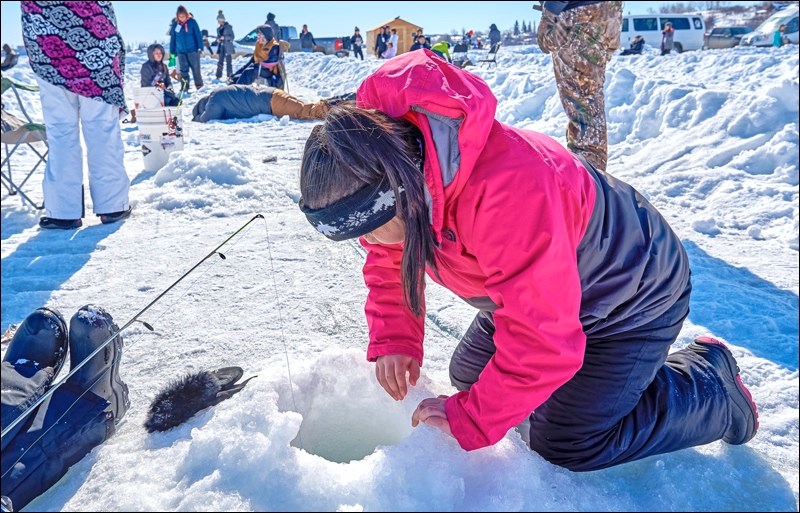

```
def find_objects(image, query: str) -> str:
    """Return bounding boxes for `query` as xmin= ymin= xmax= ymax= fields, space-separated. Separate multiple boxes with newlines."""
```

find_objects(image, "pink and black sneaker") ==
xmin=689 ymin=336 xmax=759 ymax=445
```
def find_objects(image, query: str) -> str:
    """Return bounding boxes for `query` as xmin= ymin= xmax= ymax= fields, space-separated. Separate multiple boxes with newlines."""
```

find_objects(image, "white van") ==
xmin=740 ymin=5 xmax=799 ymax=47
xmin=620 ymin=14 xmax=706 ymax=53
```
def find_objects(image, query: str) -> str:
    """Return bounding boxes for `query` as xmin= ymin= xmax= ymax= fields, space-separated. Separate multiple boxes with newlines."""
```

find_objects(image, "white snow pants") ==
xmin=36 ymin=79 xmax=130 ymax=219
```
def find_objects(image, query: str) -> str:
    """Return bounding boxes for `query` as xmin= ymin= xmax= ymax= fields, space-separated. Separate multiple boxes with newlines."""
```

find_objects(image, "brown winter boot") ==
xmin=269 ymin=89 xmax=330 ymax=120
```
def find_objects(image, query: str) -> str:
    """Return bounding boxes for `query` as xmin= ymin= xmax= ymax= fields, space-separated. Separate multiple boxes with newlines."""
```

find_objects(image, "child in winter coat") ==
xmin=381 ymin=42 xmax=397 ymax=59
xmin=169 ymin=5 xmax=204 ymax=93
xmin=297 ymin=50 xmax=759 ymax=471
xmin=140 ymin=43 xmax=180 ymax=107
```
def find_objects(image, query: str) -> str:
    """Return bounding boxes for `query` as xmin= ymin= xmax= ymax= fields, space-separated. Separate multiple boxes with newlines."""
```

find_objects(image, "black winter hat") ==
xmin=257 ymin=24 xmax=274 ymax=40
xmin=267 ymin=12 xmax=276 ymax=21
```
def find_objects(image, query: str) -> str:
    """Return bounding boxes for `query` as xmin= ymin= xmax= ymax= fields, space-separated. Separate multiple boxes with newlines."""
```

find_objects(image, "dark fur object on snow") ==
xmin=144 ymin=367 xmax=252 ymax=433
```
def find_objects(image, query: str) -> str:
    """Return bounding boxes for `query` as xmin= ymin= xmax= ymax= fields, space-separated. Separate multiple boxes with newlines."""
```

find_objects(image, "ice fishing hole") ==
xmin=285 ymin=361 xmax=413 ymax=463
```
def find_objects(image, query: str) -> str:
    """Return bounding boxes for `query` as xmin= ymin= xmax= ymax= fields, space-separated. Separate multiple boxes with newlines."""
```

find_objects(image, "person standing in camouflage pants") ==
xmin=536 ymin=1 xmax=623 ymax=172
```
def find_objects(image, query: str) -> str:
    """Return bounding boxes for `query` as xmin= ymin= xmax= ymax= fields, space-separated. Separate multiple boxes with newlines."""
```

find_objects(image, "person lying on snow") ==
xmin=191 ymin=84 xmax=355 ymax=123
xmin=297 ymin=49 xmax=759 ymax=471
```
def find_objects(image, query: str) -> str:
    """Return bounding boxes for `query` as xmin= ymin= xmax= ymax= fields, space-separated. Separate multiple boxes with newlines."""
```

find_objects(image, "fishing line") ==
xmin=258 ymin=217 xmax=301 ymax=438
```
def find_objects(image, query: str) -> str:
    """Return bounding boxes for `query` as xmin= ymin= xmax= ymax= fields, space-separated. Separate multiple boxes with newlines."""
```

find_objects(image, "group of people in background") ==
xmin=373 ymin=25 xmax=398 ymax=59
xmin=164 ymin=5 xmax=243 ymax=87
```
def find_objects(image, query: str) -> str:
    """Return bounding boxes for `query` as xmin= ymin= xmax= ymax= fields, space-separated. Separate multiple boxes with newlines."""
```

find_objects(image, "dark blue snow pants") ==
xmin=1 ymin=365 xmax=113 ymax=511
xmin=449 ymin=281 xmax=731 ymax=471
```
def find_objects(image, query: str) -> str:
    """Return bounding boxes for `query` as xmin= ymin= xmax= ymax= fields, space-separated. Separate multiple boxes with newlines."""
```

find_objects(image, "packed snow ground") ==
xmin=1 ymin=43 xmax=798 ymax=512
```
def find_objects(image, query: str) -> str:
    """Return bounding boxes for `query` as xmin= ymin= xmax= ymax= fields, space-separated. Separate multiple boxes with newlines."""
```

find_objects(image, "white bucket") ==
xmin=137 ymin=107 xmax=184 ymax=172
xmin=133 ymin=86 xmax=165 ymax=110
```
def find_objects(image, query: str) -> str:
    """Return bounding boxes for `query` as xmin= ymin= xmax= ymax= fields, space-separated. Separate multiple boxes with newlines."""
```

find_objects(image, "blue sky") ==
xmin=0 ymin=1 xmax=767 ymax=47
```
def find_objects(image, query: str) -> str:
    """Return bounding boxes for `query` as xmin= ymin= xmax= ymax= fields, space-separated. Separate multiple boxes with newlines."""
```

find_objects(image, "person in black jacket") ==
xmin=351 ymin=27 xmax=364 ymax=60
xmin=300 ymin=24 xmax=317 ymax=52
xmin=535 ymin=1 xmax=622 ymax=172
xmin=488 ymin=23 xmax=501 ymax=47
xmin=215 ymin=11 xmax=235 ymax=80
xmin=140 ymin=43 xmax=180 ymax=106
xmin=620 ymin=35 xmax=645 ymax=55
xmin=409 ymin=34 xmax=431 ymax=51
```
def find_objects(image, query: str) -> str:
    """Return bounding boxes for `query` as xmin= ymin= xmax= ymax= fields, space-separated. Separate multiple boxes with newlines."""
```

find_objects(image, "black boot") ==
xmin=2 ymin=307 xmax=68 ymax=379
xmin=65 ymin=305 xmax=130 ymax=424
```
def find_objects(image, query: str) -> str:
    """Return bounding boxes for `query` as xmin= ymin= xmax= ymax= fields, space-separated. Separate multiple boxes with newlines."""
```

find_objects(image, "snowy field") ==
xmin=1 ymin=43 xmax=798 ymax=512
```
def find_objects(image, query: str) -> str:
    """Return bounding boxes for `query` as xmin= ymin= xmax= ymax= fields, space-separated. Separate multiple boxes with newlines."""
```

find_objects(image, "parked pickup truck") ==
xmin=234 ymin=25 xmax=351 ymax=57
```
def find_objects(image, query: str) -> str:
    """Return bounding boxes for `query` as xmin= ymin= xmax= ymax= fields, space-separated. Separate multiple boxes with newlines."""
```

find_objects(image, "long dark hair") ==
xmin=300 ymin=104 xmax=437 ymax=316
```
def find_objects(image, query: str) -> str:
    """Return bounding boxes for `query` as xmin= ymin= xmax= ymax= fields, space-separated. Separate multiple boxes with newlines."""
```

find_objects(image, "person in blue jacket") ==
xmin=169 ymin=5 xmax=204 ymax=93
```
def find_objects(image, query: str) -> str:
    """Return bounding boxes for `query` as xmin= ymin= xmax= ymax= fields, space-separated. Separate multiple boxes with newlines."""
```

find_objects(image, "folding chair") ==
xmin=479 ymin=42 xmax=502 ymax=68
xmin=1 ymin=77 xmax=47 ymax=209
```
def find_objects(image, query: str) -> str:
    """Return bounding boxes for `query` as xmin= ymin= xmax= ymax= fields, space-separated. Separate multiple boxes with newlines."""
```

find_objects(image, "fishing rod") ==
xmin=1 ymin=213 xmax=265 ymax=441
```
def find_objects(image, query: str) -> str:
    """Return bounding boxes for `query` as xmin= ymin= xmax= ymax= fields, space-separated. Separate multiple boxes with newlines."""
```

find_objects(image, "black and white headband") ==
xmin=299 ymin=180 xmax=405 ymax=241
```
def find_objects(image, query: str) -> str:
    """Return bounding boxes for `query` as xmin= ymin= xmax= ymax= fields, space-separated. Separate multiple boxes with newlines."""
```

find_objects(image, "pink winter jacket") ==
xmin=355 ymin=50 xmax=598 ymax=451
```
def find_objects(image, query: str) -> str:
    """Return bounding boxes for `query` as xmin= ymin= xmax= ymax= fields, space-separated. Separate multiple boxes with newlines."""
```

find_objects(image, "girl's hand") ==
xmin=412 ymin=396 xmax=453 ymax=437
xmin=375 ymin=354 xmax=420 ymax=400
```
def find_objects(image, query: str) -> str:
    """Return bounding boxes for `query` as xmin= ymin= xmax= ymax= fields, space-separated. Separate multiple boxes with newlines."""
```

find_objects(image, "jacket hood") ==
xmin=355 ymin=49 xmax=497 ymax=239
xmin=147 ymin=43 xmax=166 ymax=64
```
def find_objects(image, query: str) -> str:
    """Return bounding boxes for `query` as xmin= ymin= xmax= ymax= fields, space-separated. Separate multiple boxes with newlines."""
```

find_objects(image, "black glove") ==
xmin=144 ymin=367 xmax=255 ymax=432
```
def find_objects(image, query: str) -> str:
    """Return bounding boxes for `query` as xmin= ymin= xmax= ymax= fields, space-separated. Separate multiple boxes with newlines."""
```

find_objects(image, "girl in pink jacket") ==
xmin=298 ymin=50 xmax=758 ymax=470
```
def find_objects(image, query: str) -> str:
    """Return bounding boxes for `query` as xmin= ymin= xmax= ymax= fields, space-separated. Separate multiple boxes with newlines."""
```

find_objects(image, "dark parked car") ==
xmin=703 ymin=26 xmax=753 ymax=49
